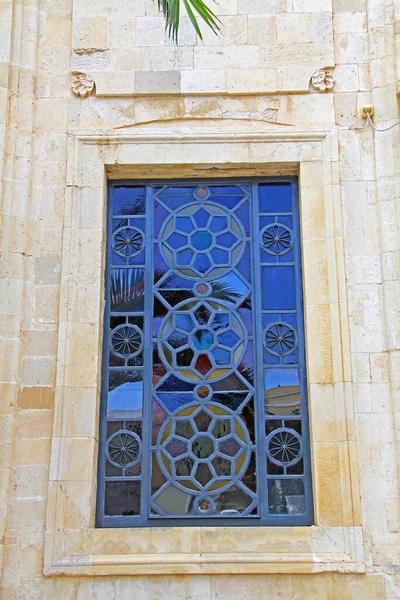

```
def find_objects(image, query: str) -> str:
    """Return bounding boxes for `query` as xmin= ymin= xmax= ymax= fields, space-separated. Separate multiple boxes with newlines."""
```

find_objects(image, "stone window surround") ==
xmin=44 ymin=127 xmax=364 ymax=576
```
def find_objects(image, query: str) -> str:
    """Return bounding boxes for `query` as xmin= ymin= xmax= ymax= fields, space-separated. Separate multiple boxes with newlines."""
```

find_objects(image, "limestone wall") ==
xmin=0 ymin=0 xmax=399 ymax=597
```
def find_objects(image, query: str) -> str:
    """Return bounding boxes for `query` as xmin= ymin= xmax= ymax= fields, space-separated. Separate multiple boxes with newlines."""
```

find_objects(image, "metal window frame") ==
xmin=96 ymin=176 xmax=314 ymax=528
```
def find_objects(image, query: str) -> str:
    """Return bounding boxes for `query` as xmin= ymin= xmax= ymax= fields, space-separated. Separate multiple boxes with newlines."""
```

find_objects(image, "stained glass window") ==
xmin=96 ymin=180 xmax=313 ymax=526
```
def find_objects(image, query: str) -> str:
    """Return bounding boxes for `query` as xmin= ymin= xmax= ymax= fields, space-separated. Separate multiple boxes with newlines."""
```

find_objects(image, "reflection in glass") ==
xmin=107 ymin=371 xmax=143 ymax=419
xmin=264 ymin=369 xmax=300 ymax=415
xmin=110 ymin=269 xmax=144 ymax=312
xmin=267 ymin=479 xmax=305 ymax=514
xmin=113 ymin=186 xmax=145 ymax=215
xmin=104 ymin=481 xmax=141 ymax=516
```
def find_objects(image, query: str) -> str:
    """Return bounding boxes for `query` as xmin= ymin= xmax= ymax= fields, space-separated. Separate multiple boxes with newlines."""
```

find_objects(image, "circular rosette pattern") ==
xmin=264 ymin=321 xmax=297 ymax=356
xmin=106 ymin=429 xmax=141 ymax=468
xmin=160 ymin=202 xmax=245 ymax=280
xmin=266 ymin=427 xmax=302 ymax=467
xmin=112 ymin=225 xmax=144 ymax=258
xmin=158 ymin=298 xmax=246 ymax=382
xmin=110 ymin=324 xmax=143 ymax=359
xmin=157 ymin=403 xmax=251 ymax=497
xmin=261 ymin=223 xmax=293 ymax=255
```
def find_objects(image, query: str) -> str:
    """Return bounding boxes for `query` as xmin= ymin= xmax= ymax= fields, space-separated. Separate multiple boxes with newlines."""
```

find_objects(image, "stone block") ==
xmin=215 ymin=15 xmax=248 ymax=45
xmin=134 ymin=70 xmax=181 ymax=94
xmin=226 ymin=68 xmax=276 ymax=93
xmin=312 ymin=12 xmax=333 ymax=43
xmin=72 ymin=16 xmax=108 ymax=48
xmin=181 ymin=69 xmax=227 ymax=93
xmin=276 ymin=13 xmax=312 ymax=44
xmin=17 ymin=386 xmax=53 ymax=409
xmin=194 ymin=46 xmax=261 ymax=69
xmin=136 ymin=16 xmax=165 ymax=46
xmin=20 ymin=356 xmax=56 ymax=387
xmin=248 ymin=15 xmax=276 ymax=45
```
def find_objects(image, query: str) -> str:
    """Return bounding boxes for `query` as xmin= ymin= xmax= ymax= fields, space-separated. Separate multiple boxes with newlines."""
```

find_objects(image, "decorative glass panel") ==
xmin=97 ymin=180 xmax=313 ymax=526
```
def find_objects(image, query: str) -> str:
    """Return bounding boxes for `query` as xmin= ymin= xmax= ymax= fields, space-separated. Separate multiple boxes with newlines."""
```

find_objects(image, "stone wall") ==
xmin=0 ymin=0 xmax=399 ymax=597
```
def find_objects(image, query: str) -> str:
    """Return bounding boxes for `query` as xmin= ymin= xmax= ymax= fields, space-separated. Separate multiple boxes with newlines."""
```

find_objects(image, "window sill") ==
xmin=44 ymin=524 xmax=364 ymax=576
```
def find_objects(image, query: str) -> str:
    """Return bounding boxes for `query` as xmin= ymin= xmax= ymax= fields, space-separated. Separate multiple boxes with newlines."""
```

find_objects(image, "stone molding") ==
xmin=44 ymin=124 xmax=362 ymax=577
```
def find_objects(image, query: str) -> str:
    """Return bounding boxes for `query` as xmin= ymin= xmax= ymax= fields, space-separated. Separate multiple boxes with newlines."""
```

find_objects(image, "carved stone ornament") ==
xmin=71 ymin=72 xmax=95 ymax=98
xmin=311 ymin=68 xmax=335 ymax=92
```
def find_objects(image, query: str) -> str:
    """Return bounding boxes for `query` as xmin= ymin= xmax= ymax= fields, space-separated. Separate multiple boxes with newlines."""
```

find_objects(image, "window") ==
xmin=96 ymin=179 xmax=313 ymax=527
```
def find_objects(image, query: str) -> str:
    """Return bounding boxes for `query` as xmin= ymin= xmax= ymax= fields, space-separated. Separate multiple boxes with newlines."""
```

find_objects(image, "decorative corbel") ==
xmin=311 ymin=68 xmax=335 ymax=92
xmin=71 ymin=72 xmax=96 ymax=98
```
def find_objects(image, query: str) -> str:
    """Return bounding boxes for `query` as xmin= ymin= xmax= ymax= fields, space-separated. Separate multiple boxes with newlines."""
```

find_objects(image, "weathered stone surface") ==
xmin=1 ymin=0 xmax=400 ymax=595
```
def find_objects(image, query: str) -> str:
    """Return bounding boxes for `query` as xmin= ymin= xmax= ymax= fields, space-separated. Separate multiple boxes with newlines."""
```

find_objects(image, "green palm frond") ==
xmin=157 ymin=0 xmax=221 ymax=42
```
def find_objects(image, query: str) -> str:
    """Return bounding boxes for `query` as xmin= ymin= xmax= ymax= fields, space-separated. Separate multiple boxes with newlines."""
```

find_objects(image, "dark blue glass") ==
xmin=210 ymin=216 xmax=228 ymax=233
xmin=217 ymin=232 xmax=238 ymax=248
xmin=176 ymin=217 xmax=195 ymax=233
xmin=261 ymin=266 xmax=296 ymax=310
xmin=113 ymin=186 xmax=146 ymax=215
xmin=193 ymin=207 xmax=210 ymax=228
xmin=259 ymin=183 xmax=292 ymax=213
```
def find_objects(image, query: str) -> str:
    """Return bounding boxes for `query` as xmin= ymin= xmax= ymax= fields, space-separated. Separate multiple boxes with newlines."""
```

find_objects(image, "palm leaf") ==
xmin=157 ymin=0 xmax=221 ymax=42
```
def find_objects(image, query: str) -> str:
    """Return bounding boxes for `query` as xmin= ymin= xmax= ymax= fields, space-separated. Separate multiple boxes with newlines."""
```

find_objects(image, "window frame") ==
xmin=96 ymin=177 xmax=314 ymax=528
xmin=44 ymin=129 xmax=363 ymax=576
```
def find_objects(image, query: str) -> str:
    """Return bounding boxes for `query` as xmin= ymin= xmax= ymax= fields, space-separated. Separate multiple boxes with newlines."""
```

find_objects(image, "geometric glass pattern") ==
xmin=97 ymin=180 xmax=313 ymax=526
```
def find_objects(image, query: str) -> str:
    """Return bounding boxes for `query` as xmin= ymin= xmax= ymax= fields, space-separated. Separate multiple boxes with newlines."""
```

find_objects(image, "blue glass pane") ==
xmin=193 ymin=208 xmax=210 ymax=228
xmin=217 ymin=232 xmax=238 ymax=248
xmin=108 ymin=370 xmax=143 ymax=418
xmin=210 ymin=216 xmax=228 ymax=233
xmin=261 ymin=266 xmax=296 ymax=310
xmin=210 ymin=248 xmax=229 ymax=264
xmin=176 ymin=217 xmax=194 ymax=233
xmin=110 ymin=269 xmax=144 ymax=312
xmin=212 ymin=347 xmax=231 ymax=365
xmin=264 ymin=369 xmax=300 ymax=416
xmin=113 ymin=186 xmax=145 ymax=215
xmin=210 ymin=195 xmax=242 ymax=209
xmin=157 ymin=186 xmax=194 ymax=196
xmin=211 ymin=313 xmax=230 ymax=330
xmin=234 ymin=202 xmax=250 ymax=235
xmin=193 ymin=253 xmax=211 ymax=274
xmin=155 ymin=204 xmax=169 ymax=237
xmin=213 ymin=272 xmax=249 ymax=306
xmin=155 ymin=392 xmax=193 ymax=412
xmin=175 ymin=313 xmax=196 ymax=332
xmin=193 ymin=329 xmax=214 ymax=351
xmin=236 ymin=245 xmax=252 ymax=282
xmin=191 ymin=231 xmax=213 ymax=250
xmin=166 ymin=232 xmax=188 ymax=250
xmin=176 ymin=248 xmax=194 ymax=265
xmin=259 ymin=184 xmax=292 ymax=213
xmin=218 ymin=330 xmax=240 ymax=348
xmin=209 ymin=186 xmax=245 ymax=196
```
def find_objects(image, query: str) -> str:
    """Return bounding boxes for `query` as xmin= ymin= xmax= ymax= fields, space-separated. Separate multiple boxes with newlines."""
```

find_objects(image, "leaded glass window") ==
xmin=96 ymin=179 xmax=313 ymax=527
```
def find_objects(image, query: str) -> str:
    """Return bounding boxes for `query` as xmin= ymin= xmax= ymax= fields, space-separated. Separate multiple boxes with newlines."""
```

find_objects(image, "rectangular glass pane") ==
xmin=98 ymin=180 xmax=312 ymax=527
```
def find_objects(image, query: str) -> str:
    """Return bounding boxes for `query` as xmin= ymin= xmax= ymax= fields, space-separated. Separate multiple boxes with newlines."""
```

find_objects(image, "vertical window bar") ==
xmin=140 ymin=184 xmax=154 ymax=521
xmin=292 ymin=180 xmax=314 ymax=524
xmin=251 ymin=182 xmax=268 ymax=519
